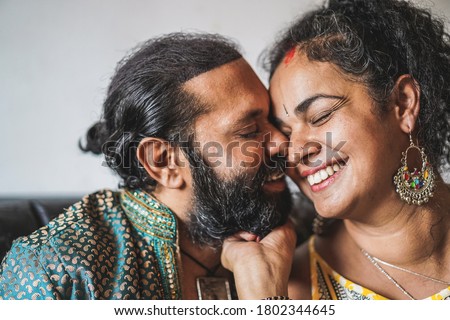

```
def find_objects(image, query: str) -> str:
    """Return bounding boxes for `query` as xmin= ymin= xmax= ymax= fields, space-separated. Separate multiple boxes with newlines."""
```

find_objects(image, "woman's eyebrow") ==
xmin=271 ymin=95 xmax=347 ymax=128
xmin=294 ymin=94 xmax=344 ymax=116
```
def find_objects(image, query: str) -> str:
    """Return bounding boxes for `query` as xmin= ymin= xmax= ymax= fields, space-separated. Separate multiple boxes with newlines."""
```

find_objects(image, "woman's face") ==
xmin=269 ymin=52 xmax=407 ymax=219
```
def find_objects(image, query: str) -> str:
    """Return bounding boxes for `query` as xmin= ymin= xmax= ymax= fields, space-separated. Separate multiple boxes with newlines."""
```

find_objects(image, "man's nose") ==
xmin=263 ymin=123 xmax=289 ymax=158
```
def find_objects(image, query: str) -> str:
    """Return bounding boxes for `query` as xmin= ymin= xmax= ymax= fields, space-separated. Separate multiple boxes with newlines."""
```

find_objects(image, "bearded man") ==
xmin=0 ymin=33 xmax=295 ymax=300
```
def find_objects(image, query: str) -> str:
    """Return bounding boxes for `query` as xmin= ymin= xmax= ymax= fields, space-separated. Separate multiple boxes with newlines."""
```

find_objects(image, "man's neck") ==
xmin=152 ymin=185 xmax=191 ymax=223
xmin=148 ymin=185 xmax=226 ymax=300
xmin=152 ymin=185 xmax=222 ymax=267
xmin=178 ymin=222 xmax=222 ymax=269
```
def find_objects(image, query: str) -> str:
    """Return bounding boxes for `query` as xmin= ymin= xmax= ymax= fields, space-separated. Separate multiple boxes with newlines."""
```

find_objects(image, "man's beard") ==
xmin=184 ymin=148 xmax=292 ymax=248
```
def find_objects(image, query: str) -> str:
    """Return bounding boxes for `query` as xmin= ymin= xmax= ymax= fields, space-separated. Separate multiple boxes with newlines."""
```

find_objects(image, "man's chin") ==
xmin=186 ymin=152 xmax=292 ymax=248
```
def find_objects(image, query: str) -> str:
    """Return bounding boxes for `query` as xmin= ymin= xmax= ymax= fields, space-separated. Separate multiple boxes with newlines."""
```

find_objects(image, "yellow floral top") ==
xmin=309 ymin=237 xmax=450 ymax=300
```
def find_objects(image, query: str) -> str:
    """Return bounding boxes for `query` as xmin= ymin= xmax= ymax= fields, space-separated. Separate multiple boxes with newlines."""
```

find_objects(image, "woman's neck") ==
xmin=343 ymin=180 xmax=450 ymax=269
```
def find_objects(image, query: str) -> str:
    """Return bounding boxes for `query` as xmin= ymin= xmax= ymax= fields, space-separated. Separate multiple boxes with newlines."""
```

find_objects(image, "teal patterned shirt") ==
xmin=0 ymin=189 xmax=182 ymax=299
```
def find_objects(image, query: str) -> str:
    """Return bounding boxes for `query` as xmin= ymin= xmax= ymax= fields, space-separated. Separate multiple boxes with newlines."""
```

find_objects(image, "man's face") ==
xmin=181 ymin=58 xmax=292 ymax=247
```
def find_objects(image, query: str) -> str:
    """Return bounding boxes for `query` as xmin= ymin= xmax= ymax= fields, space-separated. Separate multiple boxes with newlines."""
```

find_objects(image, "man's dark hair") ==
xmin=81 ymin=33 xmax=242 ymax=189
xmin=263 ymin=0 xmax=450 ymax=167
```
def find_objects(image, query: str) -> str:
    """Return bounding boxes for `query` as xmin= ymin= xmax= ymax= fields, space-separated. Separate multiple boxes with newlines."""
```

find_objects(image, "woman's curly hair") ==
xmin=263 ymin=0 xmax=450 ymax=167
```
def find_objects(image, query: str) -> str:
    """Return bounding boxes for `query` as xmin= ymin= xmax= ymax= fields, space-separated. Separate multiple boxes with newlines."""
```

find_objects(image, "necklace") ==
xmin=180 ymin=249 xmax=221 ymax=276
xmin=361 ymin=249 xmax=415 ymax=299
xmin=180 ymin=249 xmax=232 ymax=300
xmin=361 ymin=249 xmax=450 ymax=300
xmin=371 ymin=255 xmax=450 ymax=286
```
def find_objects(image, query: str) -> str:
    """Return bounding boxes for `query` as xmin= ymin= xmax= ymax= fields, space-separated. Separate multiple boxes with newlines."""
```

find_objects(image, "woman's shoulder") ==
xmin=288 ymin=221 xmax=345 ymax=299
xmin=289 ymin=238 xmax=312 ymax=299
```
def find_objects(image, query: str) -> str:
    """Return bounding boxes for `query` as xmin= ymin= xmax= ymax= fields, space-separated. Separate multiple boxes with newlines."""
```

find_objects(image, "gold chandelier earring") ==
xmin=393 ymin=131 xmax=435 ymax=205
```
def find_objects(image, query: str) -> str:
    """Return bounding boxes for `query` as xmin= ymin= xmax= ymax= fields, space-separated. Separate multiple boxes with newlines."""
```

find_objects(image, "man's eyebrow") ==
xmin=232 ymin=108 xmax=263 ymax=128
xmin=294 ymin=94 xmax=344 ymax=115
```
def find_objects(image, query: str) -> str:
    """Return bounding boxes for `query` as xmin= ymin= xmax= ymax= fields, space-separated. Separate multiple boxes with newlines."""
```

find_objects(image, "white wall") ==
xmin=1 ymin=0 xmax=449 ymax=196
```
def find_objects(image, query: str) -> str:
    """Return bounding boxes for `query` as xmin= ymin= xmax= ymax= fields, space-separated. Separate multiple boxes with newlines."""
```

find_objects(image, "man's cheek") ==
xmin=239 ymin=141 xmax=262 ymax=169
xmin=201 ymin=141 xmax=224 ymax=168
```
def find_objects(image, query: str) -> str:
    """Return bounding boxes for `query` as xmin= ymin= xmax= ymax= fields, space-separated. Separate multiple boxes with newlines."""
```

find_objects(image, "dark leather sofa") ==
xmin=0 ymin=198 xmax=80 ymax=262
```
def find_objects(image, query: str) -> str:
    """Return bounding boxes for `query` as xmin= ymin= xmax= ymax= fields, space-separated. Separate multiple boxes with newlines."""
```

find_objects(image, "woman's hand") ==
xmin=221 ymin=221 xmax=297 ymax=299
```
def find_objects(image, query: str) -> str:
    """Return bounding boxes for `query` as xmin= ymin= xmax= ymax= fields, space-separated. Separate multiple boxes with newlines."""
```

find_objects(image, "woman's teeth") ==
xmin=307 ymin=163 xmax=342 ymax=186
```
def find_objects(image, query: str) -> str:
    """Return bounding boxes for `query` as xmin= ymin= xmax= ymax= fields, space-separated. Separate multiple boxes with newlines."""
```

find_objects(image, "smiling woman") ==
xmin=269 ymin=0 xmax=450 ymax=300
xmin=270 ymin=52 xmax=403 ymax=216
xmin=221 ymin=0 xmax=450 ymax=300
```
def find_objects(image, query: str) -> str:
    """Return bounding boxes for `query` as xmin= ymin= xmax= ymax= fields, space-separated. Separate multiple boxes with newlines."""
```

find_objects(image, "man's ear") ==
xmin=391 ymin=74 xmax=421 ymax=133
xmin=137 ymin=137 xmax=185 ymax=189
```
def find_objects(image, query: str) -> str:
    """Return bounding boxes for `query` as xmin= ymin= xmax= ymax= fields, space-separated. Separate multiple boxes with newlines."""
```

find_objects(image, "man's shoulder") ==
xmin=11 ymin=189 xmax=124 ymax=252
xmin=0 ymin=189 xmax=143 ymax=299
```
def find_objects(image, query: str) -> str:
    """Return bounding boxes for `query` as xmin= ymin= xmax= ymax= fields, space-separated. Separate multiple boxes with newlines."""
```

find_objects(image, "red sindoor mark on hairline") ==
xmin=284 ymin=47 xmax=296 ymax=65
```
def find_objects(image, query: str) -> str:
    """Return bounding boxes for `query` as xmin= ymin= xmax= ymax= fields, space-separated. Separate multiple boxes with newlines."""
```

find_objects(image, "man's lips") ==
xmin=263 ymin=170 xmax=287 ymax=193
xmin=265 ymin=171 xmax=286 ymax=182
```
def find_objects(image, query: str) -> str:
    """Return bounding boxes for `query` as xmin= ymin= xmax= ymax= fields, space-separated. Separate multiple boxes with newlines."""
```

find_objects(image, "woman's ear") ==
xmin=137 ymin=137 xmax=185 ymax=189
xmin=392 ymin=74 xmax=421 ymax=133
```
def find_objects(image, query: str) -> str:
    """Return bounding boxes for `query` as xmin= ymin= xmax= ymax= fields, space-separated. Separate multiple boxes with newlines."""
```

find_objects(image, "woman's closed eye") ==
xmin=310 ymin=97 xmax=348 ymax=126
xmin=310 ymin=110 xmax=334 ymax=125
